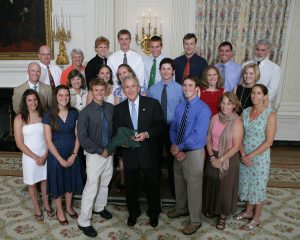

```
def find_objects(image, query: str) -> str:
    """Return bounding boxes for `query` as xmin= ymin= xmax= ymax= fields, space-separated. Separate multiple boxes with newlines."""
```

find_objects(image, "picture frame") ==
xmin=0 ymin=0 xmax=52 ymax=60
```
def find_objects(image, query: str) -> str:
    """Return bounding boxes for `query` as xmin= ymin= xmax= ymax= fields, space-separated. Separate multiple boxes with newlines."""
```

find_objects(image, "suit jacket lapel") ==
xmin=125 ymin=99 xmax=134 ymax=129
xmin=138 ymin=96 xmax=146 ymax=130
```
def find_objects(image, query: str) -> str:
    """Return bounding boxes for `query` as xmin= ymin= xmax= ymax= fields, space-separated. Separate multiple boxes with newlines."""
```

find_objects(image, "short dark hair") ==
xmin=252 ymin=83 xmax=268 ymax=95
xmin=159 ymin=58 xmax=175 ymax=71
xmin=67 ymin=69 xmax=85 ymax=89
xmin=89 ymin=78 xmax=107 ymax=90
xmin=117 ymin=29 xmax=131 ymax=39
xmin=183 ymin=75 xmax=200 ymax=87
xmin=218 ymin=41 xmax=233 ymax=51
xmin=183 ymin=33 xmax=197 ymax=44
xmin=150 ymin=35 xmax=162 ymax=45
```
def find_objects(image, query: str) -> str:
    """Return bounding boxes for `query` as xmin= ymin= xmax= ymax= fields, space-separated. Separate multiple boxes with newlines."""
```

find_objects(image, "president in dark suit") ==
xmin=113 ymin=75 xmax=165 ymax=227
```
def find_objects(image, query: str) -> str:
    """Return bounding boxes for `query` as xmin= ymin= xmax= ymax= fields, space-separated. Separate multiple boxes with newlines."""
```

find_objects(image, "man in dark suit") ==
xmin=12 ymin=62 xmax=52 ymax=114
xmin=113 ymin=75 xmax=165 ymax=227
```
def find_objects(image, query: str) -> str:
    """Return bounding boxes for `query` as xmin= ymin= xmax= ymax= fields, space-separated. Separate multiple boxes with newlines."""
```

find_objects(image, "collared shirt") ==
xmin=148 ymin=79 xmax=184 ymax=124
xmin=107 ymin=49 xmax=145 ymax=87
xmin=85 ymin=54 xmax=107 ymax=86
xmin=170 ymin=96 xmax=211 ymax=151
xmin=38 ymin=62 xmax=62 ymax=86
xmin=243 ymin=58 xmax=281 ymax=103
xmin=69 ymin=88 xmax=88 ymax=111
xmin=28 ymin=81 xmax=40 ymax=92
xmin=128 ymin=95 xmax=140 ymax=121
xmin=77 ymin=100 xmax=114 ymax=155
xmin=215 ymin=60 xmax=242 ymax=92
xmin=144 ymin=54 xmax=164 ymax=88
xmin=174 ymin=53 xmax=208 ymax=84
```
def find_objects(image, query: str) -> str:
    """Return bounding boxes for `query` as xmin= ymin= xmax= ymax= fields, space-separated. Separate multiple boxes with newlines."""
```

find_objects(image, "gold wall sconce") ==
xmin=135 ymin=9 xmax=162 ymax=55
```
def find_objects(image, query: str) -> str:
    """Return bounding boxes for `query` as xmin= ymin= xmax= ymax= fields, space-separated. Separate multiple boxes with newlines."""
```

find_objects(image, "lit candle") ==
xmin=68 ymin=15 xmax=71 ymax=32
xmin=148 ymin=9 xmax=151 ymax=25
xmin=142 ymin=12 xmax=145 ymax=28
xmin=136 ymin=20 xmax=138 ymax=34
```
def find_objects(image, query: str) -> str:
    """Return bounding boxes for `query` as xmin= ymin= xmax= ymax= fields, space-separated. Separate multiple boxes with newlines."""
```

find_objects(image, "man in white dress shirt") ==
xmin=107 ymin=29 xmax=144 ymax=87
xmin=144 ymin=36 xmax=164 ymax=89
xmin=243 ymin=39 xmax=281 ymax=106
xmin=37 ymin=45 xmax=62 ymax=89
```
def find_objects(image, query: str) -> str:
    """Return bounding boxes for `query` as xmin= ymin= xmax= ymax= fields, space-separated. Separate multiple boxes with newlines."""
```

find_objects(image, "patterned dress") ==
xmin=239 ymin=107 xmax=272 ymax=204
xmin=42 ymin=109 xmax=83 ymax=198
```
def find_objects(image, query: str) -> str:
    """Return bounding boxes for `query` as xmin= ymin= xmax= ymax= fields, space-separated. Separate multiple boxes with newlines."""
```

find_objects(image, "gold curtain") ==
xmin=195 ymin=0 xmax=290 ymax=64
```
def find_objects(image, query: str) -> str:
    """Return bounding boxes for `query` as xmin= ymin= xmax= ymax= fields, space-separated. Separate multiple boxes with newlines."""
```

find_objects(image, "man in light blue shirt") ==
xmin=168 ymin=75 xmax=211 ymax=235
xmin=148 ymin=58 xmax=184 ymax=196
xmin=215 ymin=42 xmax=242 ymax=92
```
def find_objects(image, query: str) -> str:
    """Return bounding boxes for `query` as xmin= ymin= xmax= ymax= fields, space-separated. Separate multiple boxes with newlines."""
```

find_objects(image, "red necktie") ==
xmin=47 ymin=66 xmax=55 ymax=91
xmin=183 ymin=58 xmax=190 ymax=79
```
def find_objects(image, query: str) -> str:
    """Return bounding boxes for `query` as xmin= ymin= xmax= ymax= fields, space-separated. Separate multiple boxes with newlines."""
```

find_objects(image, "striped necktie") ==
xmin=176 ymin=102 xmax=190 ymax=144
xmin=47 ymin=66 xmax=55 ymax=91
xmin=183 ymin=58 xmax=191 ymax=79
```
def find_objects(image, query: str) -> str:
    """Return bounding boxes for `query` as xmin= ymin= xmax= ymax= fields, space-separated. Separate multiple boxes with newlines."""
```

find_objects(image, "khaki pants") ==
xmin=78 ymin=153 xmax=113 ymax=227
xmin=173 ymin=148 xmax=204 ymax=224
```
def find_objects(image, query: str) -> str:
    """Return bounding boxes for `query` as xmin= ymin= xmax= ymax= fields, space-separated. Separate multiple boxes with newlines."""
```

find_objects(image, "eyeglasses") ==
xmin=40 ymin=53 xmax=51 ymax=56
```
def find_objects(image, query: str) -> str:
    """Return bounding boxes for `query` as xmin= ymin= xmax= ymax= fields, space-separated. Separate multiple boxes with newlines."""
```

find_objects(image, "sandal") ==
xmin=34 ymin=211 xmax=44 ymax=222
xmin=233 ymin=211 xmax=253 ymax=221
xmin=242 ymin=220 xmax=260 ymax=231
xmin=66 ymin=209 xmax=78 ymax=219
xmin=43 ymin=207 xmax=55 ymax=218
xmin=216 ymin=216 xmax=226 ymax=230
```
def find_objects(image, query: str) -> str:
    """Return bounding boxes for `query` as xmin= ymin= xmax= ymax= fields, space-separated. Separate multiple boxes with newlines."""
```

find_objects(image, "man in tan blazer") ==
xmin=13 ymin=62 xmax=53 ymax=114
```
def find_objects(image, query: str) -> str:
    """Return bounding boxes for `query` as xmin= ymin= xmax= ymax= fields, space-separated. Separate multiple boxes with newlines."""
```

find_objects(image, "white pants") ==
xmin=78 ymin=153 xmax=113 ymax=227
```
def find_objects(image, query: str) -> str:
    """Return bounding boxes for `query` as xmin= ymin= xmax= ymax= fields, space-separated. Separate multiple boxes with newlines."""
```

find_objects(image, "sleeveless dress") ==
xmin=42 ymin=110 xmax=83 ymax=198
xmin=236 ymin=85 xmax=253 ymax=115
xmin=239 ymin=107 xmax=272 ymax=204
xmin=199 ymin=87 xmax=224 ymax=115
xmin=22 ymin=123 xmax=47 ymax=185
xmin=202 ymin=114 xmax=239 ymax=216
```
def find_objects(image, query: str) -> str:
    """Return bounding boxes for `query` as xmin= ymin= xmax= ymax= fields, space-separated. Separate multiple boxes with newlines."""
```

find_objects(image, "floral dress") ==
xmin=238 ymin=107 xmax=272 ymax=204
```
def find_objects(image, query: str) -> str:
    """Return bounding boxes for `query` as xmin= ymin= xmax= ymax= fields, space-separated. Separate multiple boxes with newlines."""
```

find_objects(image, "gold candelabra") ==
xmin=52 ymin=7 xmax=71 ymax=65
xmin=135 ymin=9 xmax=162 ymax=55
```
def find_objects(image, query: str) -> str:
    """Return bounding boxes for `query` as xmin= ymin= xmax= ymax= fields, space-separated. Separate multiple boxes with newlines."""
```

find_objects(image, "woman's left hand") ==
xmin=241 ymin=154 xmax=253 ymax=167
xmin=66 ymin=154 xmax=76 ymax=167
xmin=211 ymin=157 xmax=222 ymax=168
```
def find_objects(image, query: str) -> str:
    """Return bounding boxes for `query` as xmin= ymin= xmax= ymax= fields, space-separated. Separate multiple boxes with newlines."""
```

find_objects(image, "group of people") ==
xmin=12 ymin=29 xmax=279 ymax=237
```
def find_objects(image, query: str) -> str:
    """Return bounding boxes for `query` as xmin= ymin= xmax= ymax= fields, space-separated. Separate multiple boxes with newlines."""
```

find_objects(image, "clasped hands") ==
xmin=240 ymin=153 xmax=253 ymax=167
xmin=171 ymin=144 xmax=185 ymax=161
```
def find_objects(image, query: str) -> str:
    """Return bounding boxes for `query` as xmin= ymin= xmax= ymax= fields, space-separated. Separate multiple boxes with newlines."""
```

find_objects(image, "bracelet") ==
xmin=209 ymin=155 xmax=215 ymax=158
xmin=57 ymin=156 xmax=62 ymax=160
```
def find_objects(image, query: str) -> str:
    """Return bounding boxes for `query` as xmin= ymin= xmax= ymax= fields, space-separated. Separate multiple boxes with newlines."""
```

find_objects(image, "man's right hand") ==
xmin=101 ymin=149 xmax=109 ymax=158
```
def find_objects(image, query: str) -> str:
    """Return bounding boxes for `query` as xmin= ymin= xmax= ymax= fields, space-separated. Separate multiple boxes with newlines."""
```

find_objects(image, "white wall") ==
xmin=0 ymin=0 xmax=299 ymax=140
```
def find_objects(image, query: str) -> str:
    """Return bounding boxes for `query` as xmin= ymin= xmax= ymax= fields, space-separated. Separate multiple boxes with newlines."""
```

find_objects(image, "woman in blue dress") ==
xmin=234 ymin=84 xmax=277 ymax=230
xmin=43 ymin=85 xmax=83 ymax=225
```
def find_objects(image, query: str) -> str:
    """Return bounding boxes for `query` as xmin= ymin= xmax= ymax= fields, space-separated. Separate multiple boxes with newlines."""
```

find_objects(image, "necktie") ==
xmin=33 ymin=85 xmax=37 ymax=92
xmin=161 ymin=84 xmax=167 ymax=121
xmin=131 ymin=102 xmax=138 ymax=130
xmin=47 ymin=66 xmax=55 ymax=91
xmin=183 ymin=58 xmax=191 ymax=79
xmin=257 ymin=61 xmax=261 ymax=65
xmin=176 ymin=102 xmax=190 ymax=144
xmin=103 ymin=58 xmax=107 ymax=65
xmin=220 ymin=64 xmax=226 ymax=81
xmin=100 ymin=106 xmax=109 ymax=147
xmin=123 ymin=53 xmax=127 ymax=64
xmin=148 ymin=58 xmax=156 ymax=88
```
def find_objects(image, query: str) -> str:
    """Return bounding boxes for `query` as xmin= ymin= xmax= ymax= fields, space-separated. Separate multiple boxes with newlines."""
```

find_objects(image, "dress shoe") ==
xmin=78 ymin=225 xmax=97 ymax=237
xmin=127 ymin=212 xmax=141 ymax=227
xmin=149 ymin=216 xmax=159 ymax=227
xmin=183 ymin=223 xmax=202 ymax=235
xmin=167 ymin=209 xmax=189 ymax=219
xmin=93 ymin=208 xmax=112 ymax=219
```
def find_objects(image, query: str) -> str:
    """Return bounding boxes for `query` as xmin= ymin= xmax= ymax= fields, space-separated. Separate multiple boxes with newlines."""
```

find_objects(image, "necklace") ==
xmin=240 ymin=86 xmax=251 ymax=110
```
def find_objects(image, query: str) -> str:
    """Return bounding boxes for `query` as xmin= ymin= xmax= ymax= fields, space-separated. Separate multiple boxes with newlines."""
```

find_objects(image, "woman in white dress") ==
xmin=14 ymin=89 xmax=54 ymax=222
xmin=67 ymin=69 xmax=88 ymax=111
